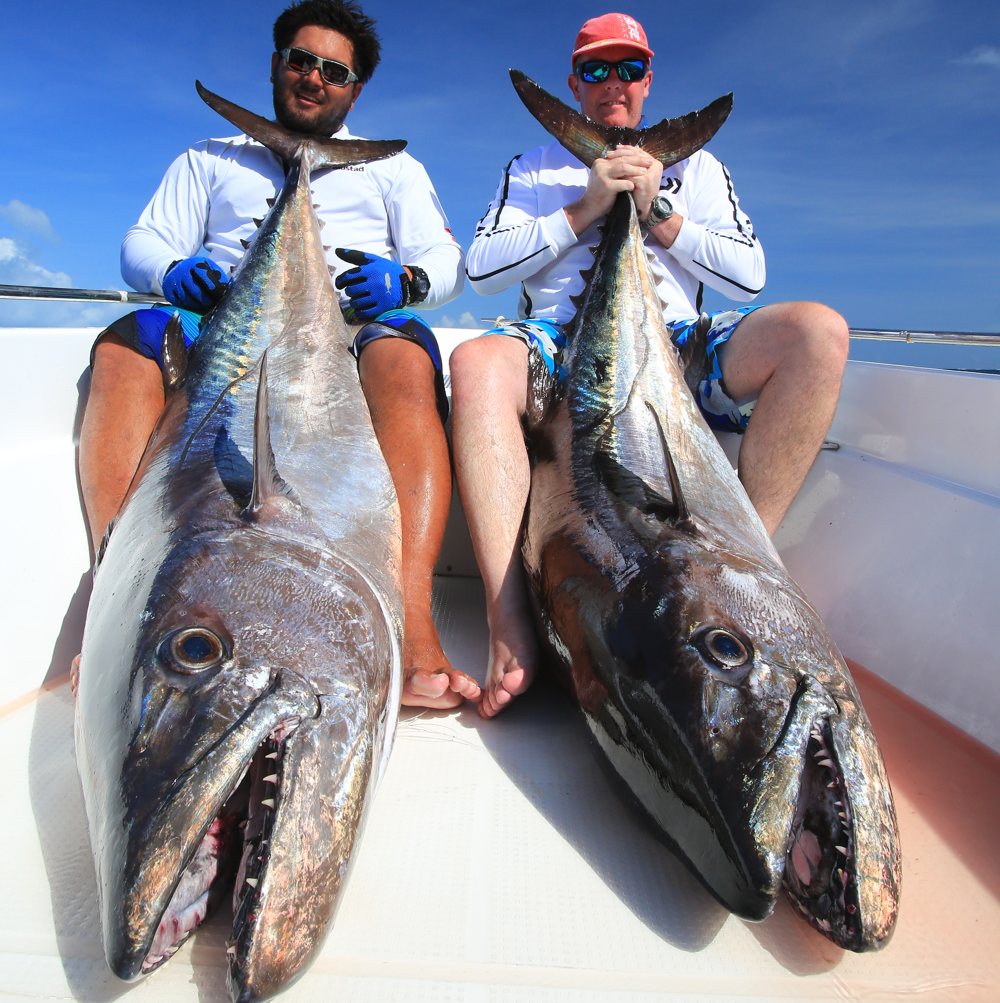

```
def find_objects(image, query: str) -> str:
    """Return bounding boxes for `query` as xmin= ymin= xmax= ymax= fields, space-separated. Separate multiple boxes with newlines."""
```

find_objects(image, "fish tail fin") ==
xmin=509 ymin=69 xmax=732 ymax=169
xmin=195 ymin=82 xmax=406 ymax=170
xmin=637 ymin=93 xmax=734 ymax=166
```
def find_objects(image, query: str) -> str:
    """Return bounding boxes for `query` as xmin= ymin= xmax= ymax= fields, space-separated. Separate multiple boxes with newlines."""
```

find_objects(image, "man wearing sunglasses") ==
xmin=456 ymin=12 xmax=849 ymax=718
xmin=77 ymin=0 xmax=482 ymax=710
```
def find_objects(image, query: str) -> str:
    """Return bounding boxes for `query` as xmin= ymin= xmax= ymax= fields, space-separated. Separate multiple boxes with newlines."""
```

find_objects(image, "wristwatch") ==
xmin=642 ymin=194 xmax=675 ymax=229
xmin=402 ymin=265 xmax=431 ymax=306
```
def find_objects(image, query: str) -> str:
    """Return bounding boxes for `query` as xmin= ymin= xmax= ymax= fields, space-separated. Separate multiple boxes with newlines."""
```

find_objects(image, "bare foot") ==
xmin=479 ymin=616 xmax=538 ymax=719
xmin=401 ymin=626 xmax=481 ymax=710
xmin=70 ymin=653 xmax=81 ymax=698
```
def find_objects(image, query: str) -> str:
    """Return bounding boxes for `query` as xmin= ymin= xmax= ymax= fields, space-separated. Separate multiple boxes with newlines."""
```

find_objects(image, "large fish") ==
xmin=513 ymin=71 xmax=901 ymax=950
xmin=75 ymin=84 xmax=406 ymax=1001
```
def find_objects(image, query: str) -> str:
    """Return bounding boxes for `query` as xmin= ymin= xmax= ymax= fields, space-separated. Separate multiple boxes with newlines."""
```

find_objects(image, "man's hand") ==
xmin=563 ymin=146 xmax=664 ymax=235
xmin=162 ymin=256 xmax=229 ymax=311
xmin=335 ymin=249 xmax=409 ymax=321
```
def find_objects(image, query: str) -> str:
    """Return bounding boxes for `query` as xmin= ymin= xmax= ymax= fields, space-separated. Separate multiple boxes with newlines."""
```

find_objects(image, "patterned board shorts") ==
xmin=481 ymin=306 xmax=760 ymax=433
xmin=95 ymin=305 xmax=448 ymax=418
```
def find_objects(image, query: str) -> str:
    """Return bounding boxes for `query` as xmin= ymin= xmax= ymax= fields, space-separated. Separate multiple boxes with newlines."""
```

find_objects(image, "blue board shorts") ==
xmin=94 ymin=305 xmax=449 ymax=419
xmin=482 ymin=306 xmax=760 ymax=433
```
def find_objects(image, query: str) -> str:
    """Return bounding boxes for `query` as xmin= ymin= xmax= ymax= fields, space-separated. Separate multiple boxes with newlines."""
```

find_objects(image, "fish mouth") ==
xmin=137 ymin=715 xmax=304 ymax=975
xmin=783 ymin=717 xmax=861 ymax=946
xmin=229 ymin=722 xmax=297 ymax=965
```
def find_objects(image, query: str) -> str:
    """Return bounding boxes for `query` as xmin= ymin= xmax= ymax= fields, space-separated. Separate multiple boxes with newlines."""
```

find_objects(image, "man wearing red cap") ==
xmin=453 ymin=12 xmax=849 ymax=718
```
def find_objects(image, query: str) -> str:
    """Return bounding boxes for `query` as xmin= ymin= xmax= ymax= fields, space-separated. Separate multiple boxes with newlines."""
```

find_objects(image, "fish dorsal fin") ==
xmin=161 ymin=312 xmax=188 ymax=392
xmin=195 ymin=81 xmax=407 ymax=171
xmin=244 ymin=351 xmax=297 ymax=518
xmin=509 ymin=69 xmax=732 ymax=168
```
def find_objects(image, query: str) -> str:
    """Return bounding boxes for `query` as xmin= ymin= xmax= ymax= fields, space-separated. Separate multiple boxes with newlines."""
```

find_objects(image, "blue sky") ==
xmin=2 ymin=0 xmax=998 ymax=369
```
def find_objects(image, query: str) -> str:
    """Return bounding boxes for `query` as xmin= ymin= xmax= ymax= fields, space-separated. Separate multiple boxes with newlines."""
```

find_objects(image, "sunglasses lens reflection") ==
xmin=284 ymin=48 xmax=354 ymax=86
xmin=577 ymin=59 xmax=648 ymax=83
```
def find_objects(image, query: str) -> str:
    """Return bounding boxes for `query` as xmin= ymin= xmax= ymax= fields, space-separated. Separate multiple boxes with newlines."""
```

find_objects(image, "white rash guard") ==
xmin=121 ymin=126 xmax=463 ymax=310
xmin=465 ymin=140 xmax=765 ymax=325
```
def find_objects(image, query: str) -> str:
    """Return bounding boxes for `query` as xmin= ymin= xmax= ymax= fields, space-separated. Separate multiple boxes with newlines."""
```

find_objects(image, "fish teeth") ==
xmin=261 ymin=798 xmax=275 ymax=809
xmin=263 ymin=775 xmax=278 ymax=784
xmin=245 ymin=877 xmax=258 ymax=888
xmin=265 ymin=752 xmax=279 ymax=760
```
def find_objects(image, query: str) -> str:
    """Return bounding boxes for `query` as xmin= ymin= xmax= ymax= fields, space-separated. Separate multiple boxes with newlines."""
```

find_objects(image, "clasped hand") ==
xmin=566 ymin=146 xmax=663 ymax=234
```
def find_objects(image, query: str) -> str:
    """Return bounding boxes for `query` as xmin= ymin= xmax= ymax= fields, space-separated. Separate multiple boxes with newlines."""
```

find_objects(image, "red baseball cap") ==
xmin=571 ymin=13 xmax=654 ymax=64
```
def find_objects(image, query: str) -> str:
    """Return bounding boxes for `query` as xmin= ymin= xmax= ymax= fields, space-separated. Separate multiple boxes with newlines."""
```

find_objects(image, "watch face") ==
xmin=653 ymin=195 xmax=674 ymax=219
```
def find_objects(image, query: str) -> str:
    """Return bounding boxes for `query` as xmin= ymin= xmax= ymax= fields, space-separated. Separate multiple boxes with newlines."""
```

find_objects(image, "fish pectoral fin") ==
xmin=594 ymin=441 xmax=682 ymax=524
xmin=244 ymin=350 xmax=298 ymax=517
xmin=645 ymin=401 xmax=693 ymax=525
xmin=161 ymin=312 xmax=189 ymax=392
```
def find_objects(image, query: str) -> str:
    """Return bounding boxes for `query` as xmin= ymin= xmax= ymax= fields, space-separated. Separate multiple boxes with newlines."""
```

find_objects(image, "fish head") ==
xmin=76 ymin=523 xmax=398 ymax=994
xmin=570 ymin=532 xmax=898 ymax=944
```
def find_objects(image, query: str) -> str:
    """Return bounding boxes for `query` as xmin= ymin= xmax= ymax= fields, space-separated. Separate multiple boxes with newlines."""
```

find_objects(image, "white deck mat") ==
xmin=3 ymin=577 xmax=999 ymax=1002
xmin=2 ymin=328 xmax=998 ymax=1000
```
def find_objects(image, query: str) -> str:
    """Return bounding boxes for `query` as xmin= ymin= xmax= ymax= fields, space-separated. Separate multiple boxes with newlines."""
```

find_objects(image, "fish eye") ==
xmin=160 ymin=627 xmax=228 ymax=674
xmin=696 ymin=628 xmax=751 ymax=669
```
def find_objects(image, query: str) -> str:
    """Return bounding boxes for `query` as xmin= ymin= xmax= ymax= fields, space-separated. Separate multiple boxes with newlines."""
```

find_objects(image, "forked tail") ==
xmin=195 ymin=81 xmax=406 ymax=170
xmin=508 ymin=69 xmax=732 ymax=168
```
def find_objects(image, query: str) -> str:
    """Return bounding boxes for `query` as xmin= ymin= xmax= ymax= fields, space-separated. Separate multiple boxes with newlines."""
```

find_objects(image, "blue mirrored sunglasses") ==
xmin=279 ymin=47 xmax=359 ymax=87
xmin=574 ymin=58 xmax=649 ymax=84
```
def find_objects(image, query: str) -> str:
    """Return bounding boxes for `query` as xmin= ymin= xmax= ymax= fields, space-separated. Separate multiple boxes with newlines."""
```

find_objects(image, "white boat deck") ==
xmin=2 ymin=327 xmax=999 ymax=1001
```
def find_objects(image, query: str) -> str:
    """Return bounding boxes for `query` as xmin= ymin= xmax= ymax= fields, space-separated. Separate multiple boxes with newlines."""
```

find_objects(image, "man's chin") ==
xmin=275 ymin=107 xmax=345 ymax=137
xmin=273 ymin=89 xmax=345 ymax=137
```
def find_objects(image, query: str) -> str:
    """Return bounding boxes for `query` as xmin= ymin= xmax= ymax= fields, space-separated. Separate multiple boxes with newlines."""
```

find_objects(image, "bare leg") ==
xmin=718 ymin=302 xmax=849 ymax=535
xmin=358 ymin=338 xmax=481 ymax=709
xmin=450 ymin=336 xmax=538 ymax=719
xmin=79 ymin=334 xmax=166 ymax=557
xmin=74 ymin=333 xmax=166 ymax=693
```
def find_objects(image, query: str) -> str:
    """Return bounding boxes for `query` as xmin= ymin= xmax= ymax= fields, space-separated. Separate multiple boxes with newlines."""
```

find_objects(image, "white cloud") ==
xmin=0 ymin=236 xmax=71 ymax=287
xmin=0 ymin=236 xmax=120 ymax=328
xmin=0 ymin=200 xmax=58 ymax=242
xmin=955 ymin=45 xmax=1000 ymax=69
xmin=437 ymin=310 xmax=480 ymax=329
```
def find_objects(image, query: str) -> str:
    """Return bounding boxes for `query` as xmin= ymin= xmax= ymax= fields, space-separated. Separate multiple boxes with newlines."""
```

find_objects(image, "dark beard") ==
xmin=271 ymin=80 xmax=348 ymax=137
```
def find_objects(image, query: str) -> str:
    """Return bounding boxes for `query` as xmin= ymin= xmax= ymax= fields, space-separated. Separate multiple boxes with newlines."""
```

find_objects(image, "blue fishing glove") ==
xmin=334 ymin=248 xmax=408 ymax=321
xmin=162 ymin=256 xmax=230 ymax=311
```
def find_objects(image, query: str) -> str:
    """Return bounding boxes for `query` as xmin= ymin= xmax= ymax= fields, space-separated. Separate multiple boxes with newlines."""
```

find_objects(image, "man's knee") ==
xmin=765 ymin=301 xmax=849 ymax=373
xmin=450 ymin=335 xmax=527 ymax=405
xmin=89 ymin=332 xmax=164 ymax=401
xmin=359 ymin=334 xmax=434 ymax=389
xmin=794 ymin=302 xmax=849 ymax=377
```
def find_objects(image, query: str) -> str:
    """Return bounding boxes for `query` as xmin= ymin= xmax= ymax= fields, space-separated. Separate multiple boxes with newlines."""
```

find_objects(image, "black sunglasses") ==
xmin=279 ymin=47 xmax=359 ymax=87
xmin=574 ymin=58 xmax=649 ymax=84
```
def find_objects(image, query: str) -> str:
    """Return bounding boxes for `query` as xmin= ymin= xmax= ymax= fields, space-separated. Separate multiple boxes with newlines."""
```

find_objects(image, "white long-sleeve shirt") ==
xmin=122 ymin=126 xmax=463 ymax=310
xmin=466 ymin=140 xmax=765 ymax=324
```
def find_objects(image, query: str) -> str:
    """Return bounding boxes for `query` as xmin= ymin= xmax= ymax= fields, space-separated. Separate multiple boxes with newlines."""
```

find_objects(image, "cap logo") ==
xmin=620 ymin=16 xmax=642 ymax=42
